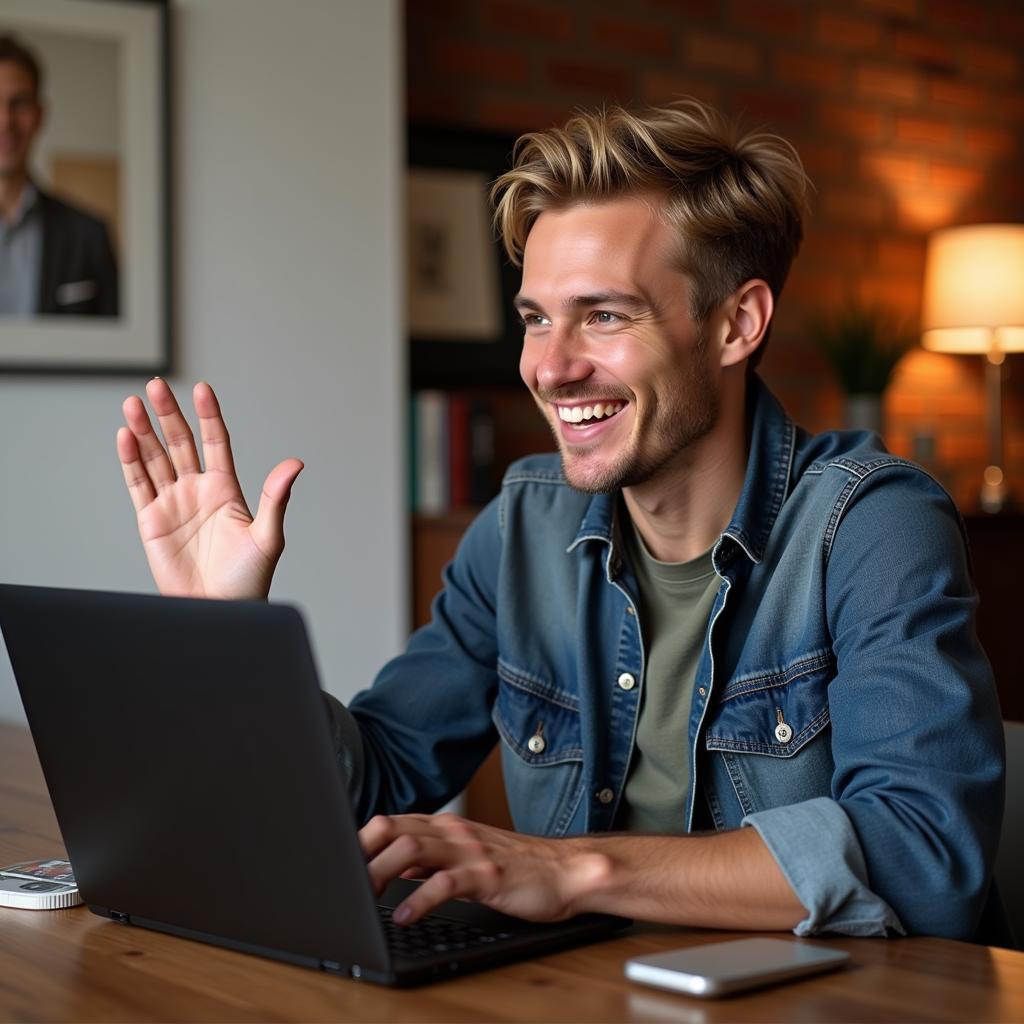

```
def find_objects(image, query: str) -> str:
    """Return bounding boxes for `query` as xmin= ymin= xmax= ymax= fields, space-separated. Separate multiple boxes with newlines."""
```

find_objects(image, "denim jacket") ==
xmin=333 ymin=376 xmax=1005 ymax=941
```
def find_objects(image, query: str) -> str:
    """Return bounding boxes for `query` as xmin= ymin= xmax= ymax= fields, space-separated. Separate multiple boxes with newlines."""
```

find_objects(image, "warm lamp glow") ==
xmin=921 ymin=223 xmax=1024 ymax=512
xmin=922 ymin=224 xmax=1024 ymax=354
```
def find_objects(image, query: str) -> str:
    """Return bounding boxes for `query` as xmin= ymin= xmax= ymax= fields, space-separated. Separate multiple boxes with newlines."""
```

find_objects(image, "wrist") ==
xmin=559 ymin=837 xmax=615 ymax=917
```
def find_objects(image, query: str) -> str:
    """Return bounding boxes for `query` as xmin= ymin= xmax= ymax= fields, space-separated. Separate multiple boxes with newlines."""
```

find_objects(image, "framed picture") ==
xmin=0 ymin=0 xmax=170 ymax=374
xmin=407 ymin=124 xmax=523 ymax=389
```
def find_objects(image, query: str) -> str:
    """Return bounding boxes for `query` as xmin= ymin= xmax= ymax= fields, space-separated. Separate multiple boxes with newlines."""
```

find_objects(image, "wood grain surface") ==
xmin=1 ymin=722 xmax=1021 ymax=1023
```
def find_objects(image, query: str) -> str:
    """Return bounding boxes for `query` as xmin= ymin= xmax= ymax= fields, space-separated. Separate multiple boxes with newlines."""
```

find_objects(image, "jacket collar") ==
xmin=3 ymin=181 xmax=38 ymax=230
xmin=568 ymin=374 xmax=796 ymax=565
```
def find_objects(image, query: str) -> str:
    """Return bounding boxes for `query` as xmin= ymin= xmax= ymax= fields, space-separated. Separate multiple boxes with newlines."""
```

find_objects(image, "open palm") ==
xmin=117 ymin=379 xmax=303 ymax=600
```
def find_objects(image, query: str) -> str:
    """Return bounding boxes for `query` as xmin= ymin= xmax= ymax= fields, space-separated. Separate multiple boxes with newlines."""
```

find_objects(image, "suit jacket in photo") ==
xmin=37 ymin=189 xmax=120 ymax=317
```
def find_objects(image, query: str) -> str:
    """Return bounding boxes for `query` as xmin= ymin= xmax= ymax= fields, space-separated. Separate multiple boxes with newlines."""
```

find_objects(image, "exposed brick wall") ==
xmin=406 ymin=0 xmax=1024 ymax=509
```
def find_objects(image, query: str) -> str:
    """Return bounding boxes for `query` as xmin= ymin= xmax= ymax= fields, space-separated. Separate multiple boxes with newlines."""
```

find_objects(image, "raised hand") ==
xmin=116 ymin=378 xmax=303 ymax=600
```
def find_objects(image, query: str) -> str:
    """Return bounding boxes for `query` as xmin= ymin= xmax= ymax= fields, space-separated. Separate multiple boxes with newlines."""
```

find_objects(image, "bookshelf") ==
xmin=408 ymin=387 xmax=551 ymax=515
xmin=408 ymin=386 xmax=551 ymax=634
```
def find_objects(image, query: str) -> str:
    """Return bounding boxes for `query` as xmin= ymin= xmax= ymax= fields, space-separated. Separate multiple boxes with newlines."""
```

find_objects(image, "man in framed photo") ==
xmin=0 ymin=32 xmax=119 ymax=318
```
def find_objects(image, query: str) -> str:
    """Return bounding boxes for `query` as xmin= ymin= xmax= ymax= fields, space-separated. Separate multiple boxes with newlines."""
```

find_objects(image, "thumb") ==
xmin=251 ymin=458 xmax=304 ymax=557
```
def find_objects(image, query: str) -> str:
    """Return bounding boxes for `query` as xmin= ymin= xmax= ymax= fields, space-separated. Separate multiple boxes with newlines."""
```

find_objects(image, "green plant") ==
xmin=809 ymin=306 xmax=915 ymax=395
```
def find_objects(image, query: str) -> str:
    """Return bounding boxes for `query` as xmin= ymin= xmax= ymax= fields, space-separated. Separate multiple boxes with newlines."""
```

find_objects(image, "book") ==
xmin=468 ymin=396 xmax=496 ymax=506
xmin=414 ymin=390 xmax=449 ymax=515
xmin=448 ymin=393 xmax=471 ymax=508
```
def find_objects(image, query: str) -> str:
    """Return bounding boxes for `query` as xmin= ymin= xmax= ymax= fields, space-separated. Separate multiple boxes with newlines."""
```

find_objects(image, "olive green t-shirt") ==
xmin=616 ymin=517 xmax=720 ymax=834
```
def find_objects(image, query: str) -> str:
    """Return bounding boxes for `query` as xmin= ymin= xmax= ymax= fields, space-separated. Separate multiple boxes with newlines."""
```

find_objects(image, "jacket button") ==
xmin=617 ymin=672 xmax=636 ymax=691
xmin=596 ymin=788 xmax=614 ymax=804
xmin=527 ymin=734 xmax=546 ymax=754
xmin=774 ymin=722 xmax=793 ymax=743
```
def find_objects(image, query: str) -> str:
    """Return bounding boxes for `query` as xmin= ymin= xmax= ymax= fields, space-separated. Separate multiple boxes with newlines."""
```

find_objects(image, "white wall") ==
xmin=0 ymin=0 xmax=406 ymax=721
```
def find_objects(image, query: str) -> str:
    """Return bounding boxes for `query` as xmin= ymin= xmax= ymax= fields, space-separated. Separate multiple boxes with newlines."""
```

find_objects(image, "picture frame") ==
xmin=0 ymin=0 xmax=170 ymax=375
xmin=407 ymin=124 xmax=523 ymax=389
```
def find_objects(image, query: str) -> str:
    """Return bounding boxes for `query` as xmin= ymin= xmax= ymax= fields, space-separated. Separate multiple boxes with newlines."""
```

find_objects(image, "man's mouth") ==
xmin=555 ymin=401 xmax=626 ymax=427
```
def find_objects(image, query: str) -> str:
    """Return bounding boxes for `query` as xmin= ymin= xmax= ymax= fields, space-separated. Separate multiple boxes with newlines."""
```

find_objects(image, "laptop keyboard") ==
xmin=378 ymin=905 xmax=515 ymax=960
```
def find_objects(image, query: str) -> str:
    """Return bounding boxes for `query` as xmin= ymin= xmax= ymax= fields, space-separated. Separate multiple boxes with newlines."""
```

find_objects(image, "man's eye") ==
xmin=591 ymin=311 xmax=622 ymax=325
xmin=520 ymin=314 xmax=550 ymax=328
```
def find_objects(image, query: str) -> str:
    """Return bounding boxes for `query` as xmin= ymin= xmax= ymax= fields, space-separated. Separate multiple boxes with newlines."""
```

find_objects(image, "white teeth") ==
xmin=557 ymin=402 xmax=624 ymax=424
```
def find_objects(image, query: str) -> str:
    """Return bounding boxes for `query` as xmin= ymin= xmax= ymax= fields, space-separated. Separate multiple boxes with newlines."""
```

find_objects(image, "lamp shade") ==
xmin=922 ymin=224 xmax=1024 ymax=354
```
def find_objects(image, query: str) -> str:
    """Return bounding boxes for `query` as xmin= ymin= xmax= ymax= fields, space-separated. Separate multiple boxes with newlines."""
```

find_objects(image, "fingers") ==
xmin=360 ymin=815 xmax=428 ymax=856
xmin=120 ymin=378 xmax=201 ymax=495
xmin=116 ymin=426 xmax=156 ymax=511
xmin=121 ymin=393 xmax=176 ymax=493
xmin=145 ymin=377 xmax=201 ymax=477
xmin=193 ymin=381 xmax=236 ymax=474
xmin=394 ymin=864 xmax=500 ymax=925
xmin=118 ymin=378 xmax=226 ymax=503
xmin=118 ymin=379 xmax=304 ymax=542
xmin=249 ymin=458 xmax=304 ymax=558
xmin=361 ymin=814 xmax=498 ymax=923
xmin=367 ymin=833 xmax=458 ymax=899
xmin=359 ymin=813 xmax=440 ymax=860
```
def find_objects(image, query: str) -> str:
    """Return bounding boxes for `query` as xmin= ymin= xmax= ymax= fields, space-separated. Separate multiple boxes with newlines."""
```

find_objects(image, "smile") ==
xmin=556 ymin=402 xmax=625 ymax=425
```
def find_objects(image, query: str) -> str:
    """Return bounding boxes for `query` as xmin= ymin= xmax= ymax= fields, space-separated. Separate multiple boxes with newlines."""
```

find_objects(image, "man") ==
xmin=0 ymin=33 xmax=119 ymax=317
xmin=116 ymin=101 xmax=1005 ymax=943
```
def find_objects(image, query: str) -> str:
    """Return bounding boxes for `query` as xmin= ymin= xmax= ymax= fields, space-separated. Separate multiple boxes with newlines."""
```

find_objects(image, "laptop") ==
xmin=0 ymin=584 xmax=627 ymax=987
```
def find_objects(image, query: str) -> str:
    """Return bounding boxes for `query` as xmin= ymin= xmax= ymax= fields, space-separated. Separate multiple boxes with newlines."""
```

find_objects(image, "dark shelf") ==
xmin=963 ymin=514 xmax=1024 ymax=722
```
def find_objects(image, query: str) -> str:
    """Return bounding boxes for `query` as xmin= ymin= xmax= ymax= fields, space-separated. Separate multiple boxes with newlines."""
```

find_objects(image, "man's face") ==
xmin=0 ymin=61 xmax=42 ymax=179
xmin=516 ymin=196 xmax=721 ymax=495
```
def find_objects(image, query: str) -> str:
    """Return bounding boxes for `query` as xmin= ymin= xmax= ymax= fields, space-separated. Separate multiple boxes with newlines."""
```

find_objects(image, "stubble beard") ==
xmin=550 ymin=337 xmax=720 ymax=495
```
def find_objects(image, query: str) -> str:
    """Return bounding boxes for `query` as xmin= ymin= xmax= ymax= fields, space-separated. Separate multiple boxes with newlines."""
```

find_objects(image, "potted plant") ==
xmin=809 ymin=306 xmax=914 ymax=433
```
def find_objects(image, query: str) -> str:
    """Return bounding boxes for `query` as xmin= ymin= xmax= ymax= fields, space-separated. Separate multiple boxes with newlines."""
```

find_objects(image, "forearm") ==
xmin=566 ymin=826 xmax=806 ymax=930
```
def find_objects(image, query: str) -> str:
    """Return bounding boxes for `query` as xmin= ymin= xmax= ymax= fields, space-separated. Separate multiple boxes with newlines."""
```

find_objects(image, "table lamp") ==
xmin=921 ymin=224 xmax=1024 ymax=513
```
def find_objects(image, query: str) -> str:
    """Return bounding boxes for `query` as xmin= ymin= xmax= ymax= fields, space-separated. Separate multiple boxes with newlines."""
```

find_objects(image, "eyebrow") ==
xmin=513 ymin=291 xmax=649 ymax=314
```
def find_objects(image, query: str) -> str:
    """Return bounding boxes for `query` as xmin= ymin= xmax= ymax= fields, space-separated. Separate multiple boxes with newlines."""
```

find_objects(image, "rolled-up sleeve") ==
xmin=748 ymin=466 xmax=1003 ymax=940
xmin=744 ymin=798 xmax=904 ymax=936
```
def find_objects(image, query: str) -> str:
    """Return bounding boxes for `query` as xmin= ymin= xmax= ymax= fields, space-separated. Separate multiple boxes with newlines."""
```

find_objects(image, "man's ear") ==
xmin=719 ymin=279 xmax=773 ymax=368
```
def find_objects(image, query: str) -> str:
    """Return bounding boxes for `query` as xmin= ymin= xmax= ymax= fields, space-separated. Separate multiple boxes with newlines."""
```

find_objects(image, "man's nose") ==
xmin=534 ymin=325 xmax=593 ymax=393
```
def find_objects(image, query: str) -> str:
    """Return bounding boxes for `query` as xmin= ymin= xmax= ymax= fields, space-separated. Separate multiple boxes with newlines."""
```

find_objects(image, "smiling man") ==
xmin=116 ymin=101 xmax=1005 ymax=944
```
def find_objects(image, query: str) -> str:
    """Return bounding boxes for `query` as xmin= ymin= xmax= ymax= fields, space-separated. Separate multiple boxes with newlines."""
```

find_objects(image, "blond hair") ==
xmin=491 ymin=100 xmax=811 ymax=363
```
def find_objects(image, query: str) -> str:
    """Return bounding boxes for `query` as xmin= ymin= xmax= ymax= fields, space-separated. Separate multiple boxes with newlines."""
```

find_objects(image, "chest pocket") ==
xmin=702 ymin=651 xmax=835 ymax=824
xmin=492 ymin=659 xmax=584 ymax=837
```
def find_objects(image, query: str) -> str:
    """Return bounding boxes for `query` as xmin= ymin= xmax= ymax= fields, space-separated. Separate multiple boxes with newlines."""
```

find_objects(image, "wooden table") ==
xmin=1 ymin=723 xmax=1022 ymax=1023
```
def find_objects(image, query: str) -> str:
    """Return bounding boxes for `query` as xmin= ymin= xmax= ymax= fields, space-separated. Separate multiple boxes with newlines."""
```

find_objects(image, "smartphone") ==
xmin=0 ymin=859 xmax=82 ymax=910
xmin=624 ymin=937 xmax=850 ymax=998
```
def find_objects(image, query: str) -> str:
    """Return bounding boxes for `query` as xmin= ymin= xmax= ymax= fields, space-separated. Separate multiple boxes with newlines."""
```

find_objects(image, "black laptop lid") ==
xmin=0 ymin=585 xmax=390 ymax=974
